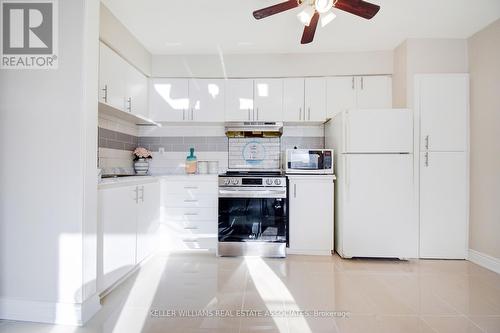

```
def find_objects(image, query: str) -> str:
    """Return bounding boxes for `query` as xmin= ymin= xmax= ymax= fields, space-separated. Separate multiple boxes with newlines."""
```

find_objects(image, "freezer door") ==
xmin=341 ymin=154 xmax=417 ymax=258
xmin=344 ymin=109 xmax=413 ymax=153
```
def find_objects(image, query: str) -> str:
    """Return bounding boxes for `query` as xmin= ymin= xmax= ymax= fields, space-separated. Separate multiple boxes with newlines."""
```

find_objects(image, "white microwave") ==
xmin=284 ymin=149 xmax=334 ymax=175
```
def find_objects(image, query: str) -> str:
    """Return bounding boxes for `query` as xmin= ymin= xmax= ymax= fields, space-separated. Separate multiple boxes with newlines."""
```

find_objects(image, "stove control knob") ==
xmin=224 ymin=179 xmax=231 ymax=185
xmin=274 ymin=179 xmax=282 ymax=186
xmin=231 ymin=179 xmax=239 ymax=185
xmin=266 ymin=179 xmax=273 ymax=185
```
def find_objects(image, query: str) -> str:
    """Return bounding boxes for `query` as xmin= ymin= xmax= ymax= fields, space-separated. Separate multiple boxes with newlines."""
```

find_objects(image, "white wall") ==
xmin=392 ymin=39 xmax=469 ymax=108
xmin=100 ymin=3 xmax=152 ymax=76
xmin=468 ymin=19 xmax=500 ymax=263
xmin=0 ymin=0 xmax=100 ymax=325
xmin=152 ymin=51 xmax=394 ymax=78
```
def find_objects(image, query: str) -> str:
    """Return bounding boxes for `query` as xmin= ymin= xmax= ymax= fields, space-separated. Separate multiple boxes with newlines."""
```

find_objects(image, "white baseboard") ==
xmin=0 ymin=294 xmax=101 ymax=326
xmin=468 ymin=249 xmax=500 ymax=275
xmin=286 ymin=249 xmax=333 ymax=256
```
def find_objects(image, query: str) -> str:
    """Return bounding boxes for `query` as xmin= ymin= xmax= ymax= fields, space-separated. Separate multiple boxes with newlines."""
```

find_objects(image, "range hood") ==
xmin=225 ymin=122 xmax=283 ymax=138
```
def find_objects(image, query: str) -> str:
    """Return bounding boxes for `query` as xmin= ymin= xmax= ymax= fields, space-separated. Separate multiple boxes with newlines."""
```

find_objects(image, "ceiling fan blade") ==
xmin=300 ymin=11 xmax=320 ymax=44
xmin=253 ymin=0 xmax=300 ymax=20
xmin=334 ymin=0 xmax=380 ymax=19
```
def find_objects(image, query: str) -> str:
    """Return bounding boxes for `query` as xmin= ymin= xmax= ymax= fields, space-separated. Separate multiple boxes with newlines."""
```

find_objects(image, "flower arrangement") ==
xmin=133 ymin=147 xmax=153 ymax=161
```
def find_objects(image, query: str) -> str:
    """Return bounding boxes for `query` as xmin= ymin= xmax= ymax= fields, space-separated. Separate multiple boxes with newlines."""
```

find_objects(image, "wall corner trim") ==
xmin=468 ymin=249 xmax=500 ymax=275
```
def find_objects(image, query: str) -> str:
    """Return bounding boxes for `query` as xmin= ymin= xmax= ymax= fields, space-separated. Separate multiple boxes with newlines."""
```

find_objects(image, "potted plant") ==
xmin=133 ymin=147 xmax=152 ymax=175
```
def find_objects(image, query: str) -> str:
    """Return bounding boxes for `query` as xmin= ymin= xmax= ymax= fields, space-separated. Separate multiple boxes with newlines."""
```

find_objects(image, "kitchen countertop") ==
xmin=98 ymin=173 xmax=219 ymax=189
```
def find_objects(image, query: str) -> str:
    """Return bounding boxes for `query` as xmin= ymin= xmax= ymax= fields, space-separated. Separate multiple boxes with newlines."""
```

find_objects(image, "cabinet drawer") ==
xmin=164 ymin=207 xmax=217 ymax=221
xmin=171 ymin=220 xmax=217 ymax=235
xmin=181 ymin=236 xmax=217 ymax=250
xmin=164 ymin=194 xmax=217 ymax=208
xmin=164 ymin=181 xmax=217 ymax=196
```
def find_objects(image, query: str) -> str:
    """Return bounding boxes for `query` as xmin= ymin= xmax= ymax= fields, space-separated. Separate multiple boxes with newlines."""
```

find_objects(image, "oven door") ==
xmin=218 ymin=187 xmax=288 ymax=243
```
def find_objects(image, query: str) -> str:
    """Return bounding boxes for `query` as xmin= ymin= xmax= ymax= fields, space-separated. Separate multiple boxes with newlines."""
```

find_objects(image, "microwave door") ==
xmin=289 ymin=151 xmax=320 ymax=170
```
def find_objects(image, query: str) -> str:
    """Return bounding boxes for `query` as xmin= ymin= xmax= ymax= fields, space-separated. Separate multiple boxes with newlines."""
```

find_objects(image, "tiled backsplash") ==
xmin=98 ymin=120 xmax=325 ymax=174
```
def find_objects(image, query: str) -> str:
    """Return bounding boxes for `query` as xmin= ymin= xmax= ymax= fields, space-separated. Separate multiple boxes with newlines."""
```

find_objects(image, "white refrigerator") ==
xmin=325 ymin=109 xmax=418 ymax=259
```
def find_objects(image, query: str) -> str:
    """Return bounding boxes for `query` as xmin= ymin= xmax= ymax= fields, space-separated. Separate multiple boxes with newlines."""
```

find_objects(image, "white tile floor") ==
xmin=1 ymin=252 xmax=500 ymax=333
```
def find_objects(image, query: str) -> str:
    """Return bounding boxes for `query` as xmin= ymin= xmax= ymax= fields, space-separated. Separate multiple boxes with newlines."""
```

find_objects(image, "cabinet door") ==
xmin=149 ymin=78 xmax=189 ymax=122
xmin=189 ymin=79 xmax=225 ymax=122
xmin=283 ymin=78 xmax=305 ymax=122
xmin=254 ymin=79 xmax=283 ymax=121
xmin=225 ymin=79 xmax=254 ymax=121
xmin=289 ymin=178 xmax=333 ymax=253
xmin=356 ymin=76 xmax=392 ymax=109
xmin=420 ymin=152 xmax=467 ymax=259
xmin=418 ymin=75 xmax=468 ymax=152
xmin=126 ymin=65 xmax=148 ymax=118
xmin=136 ymin=182 xmax=160 ymax=263
xmin=99 ymin=42 xmax=126 ymax=111
xmin=326 ymin=76 xmax=356 ymax=118
xmin=304 ymin=78 xmax=327 ymax=122
xmin=100 ymin=185 xmax=138 ymax=290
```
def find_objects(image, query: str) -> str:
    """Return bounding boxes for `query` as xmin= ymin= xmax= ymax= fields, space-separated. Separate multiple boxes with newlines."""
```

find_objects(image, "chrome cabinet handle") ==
xmin=183 ymin=226 xmax=199 ymax=230
xmin=139 ymin=186 xmax=144 ymax=202
xmin=102 ymin=85 xmax=108 ymax=103
xmin=183 ymin=109 xmax=186 ymax=121
xmin=248 ymin=109 xmax=251 ymax=120
xmin=134 ymin=186 xmax=139 ymax=203
xmin=425 ymin=135 xmax=430 ymax=150
xmin=293 ymin=184 xmax=297 ymax=198
xmin=191 ymin=108 xmax=194 ymax=120
xmin=184 ymin=186 xmax=199 ymax=189
xmin=184 ymin=212 xmax=199 ymax=216
xmin=425 ymin=152 xmax=429 ymax=167
xmin=361 ymin=77 xmax=364 ymax=90
xmin=308 ymin=108 xmax=311 ymax=121
xmin=184 ymin=199 xmax=199 ymax=203
xmin=352 ymin=77 xmax=355 ymax=90
xmin=299 ymin=107 xmax=302 ymax=121
xmin=126 ymin=97 xmax=132 ymax=112
xmin=256 ymin=108 xmax=259 ymax=120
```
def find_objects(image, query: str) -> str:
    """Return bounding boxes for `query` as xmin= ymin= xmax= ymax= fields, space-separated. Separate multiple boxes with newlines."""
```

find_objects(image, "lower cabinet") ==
xmin=161 ymin=176 xmax=218 ymax=251
xmin=99 ymin=181 xmax=160 ymax=292
xmin=288 ymin=175 xmax=335 ymax=255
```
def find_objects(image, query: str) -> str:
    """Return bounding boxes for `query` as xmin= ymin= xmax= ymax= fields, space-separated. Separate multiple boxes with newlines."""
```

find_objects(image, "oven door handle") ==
xmin=219 ymin=188 xmax=287 ymax=199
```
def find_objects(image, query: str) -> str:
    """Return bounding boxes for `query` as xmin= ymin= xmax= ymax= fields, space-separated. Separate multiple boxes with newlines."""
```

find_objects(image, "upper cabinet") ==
xmin=356 ymin=76 xmax=392 ymax=109
xmin=225 ymin=79 xmax=255 ymax=122
xmin=99 ymin=42 xmax=127 ymax=111
xmin=126 ymin=65 xmax=149 ymax=118
xmin=253 ymin=79 xmax=283 ymax=121
xmin=304 ymin=78 xmax=327 ymax=122
xmin=98 ymin=42 xmax=150 ymax=119
xmin=283 ymin=78 xmax=305 ymax=122
xmin=149 ymin=78 xmax=189 ymax=122
xmin=327 ymin=76 xmax=392 ymax=118
xmin=189 ymin=79 xmax=225 ymax=122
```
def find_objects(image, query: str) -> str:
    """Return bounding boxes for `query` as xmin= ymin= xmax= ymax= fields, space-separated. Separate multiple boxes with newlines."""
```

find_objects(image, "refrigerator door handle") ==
xmin=425 ymin=152 xmax=429 ymax=167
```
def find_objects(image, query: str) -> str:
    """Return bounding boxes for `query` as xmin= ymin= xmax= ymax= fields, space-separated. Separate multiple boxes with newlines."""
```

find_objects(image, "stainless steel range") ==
xmin=218 ymin=172 xmax=288 ymax=257
xmin=218 ymin=122 xmax=288 ymax=257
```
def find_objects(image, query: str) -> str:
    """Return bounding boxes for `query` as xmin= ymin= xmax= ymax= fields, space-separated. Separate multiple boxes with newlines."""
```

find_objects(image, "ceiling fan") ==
xmin=253 ymin=0 xmax=380 ymax=44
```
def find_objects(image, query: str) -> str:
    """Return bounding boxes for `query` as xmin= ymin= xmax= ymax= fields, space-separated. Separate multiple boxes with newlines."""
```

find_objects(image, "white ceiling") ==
xmin=102 ymin=0 xmax=500 ymax=55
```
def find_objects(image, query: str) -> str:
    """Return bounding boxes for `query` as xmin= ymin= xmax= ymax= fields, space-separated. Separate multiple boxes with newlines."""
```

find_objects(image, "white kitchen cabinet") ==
xmin=99 ymin=180 xmax=160 ymax=292
xmin=326 ymin=76 xmax=356 ymax=118
xmin=225 ymin=79 xmax=255 ymax=121
xmin=161 ymin=176 xmax=218 ymax=251
xmin=288 ymin=176 xmax=334 ymax=255
xmin=418 ymin=75 xmax=468 ymax=152
xmin=420 ymin=152 xmax=467 ymax=259
xmin=100 ymin=185 xmax=138 ymax=291
xmin=356 ymin=76 xmax=392 ymax=109
xmin=283 ymin=78 xmax=305 ymax=122
xmin=188 ymin=79 xmax=225 ymax=122
xmin=149 ymin=78 xmax=190 ymax=122
xmin=136 ymin=182 xmax=161 ymax=263
xmin=304 ymin=78 xmax=327 ymax=122
xmin=326 ymin=76 xmax=392 ymax=118
xmin=253 ymin=79 xmax=283 ymax=121
xmin=126 ymin=65 xmax=149 ymax=118
xmin=99 ymin=42 xmax=127 ymax=111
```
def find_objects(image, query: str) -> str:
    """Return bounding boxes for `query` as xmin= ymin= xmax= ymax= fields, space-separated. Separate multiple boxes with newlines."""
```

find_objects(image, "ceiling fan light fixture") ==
xmin=314 ymin=0 xmax=333 ymax=14
xmin=320 ymin=11 xmax=336 ymax=27
xmin=297 ymin=6 xmax=315 ymax=26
